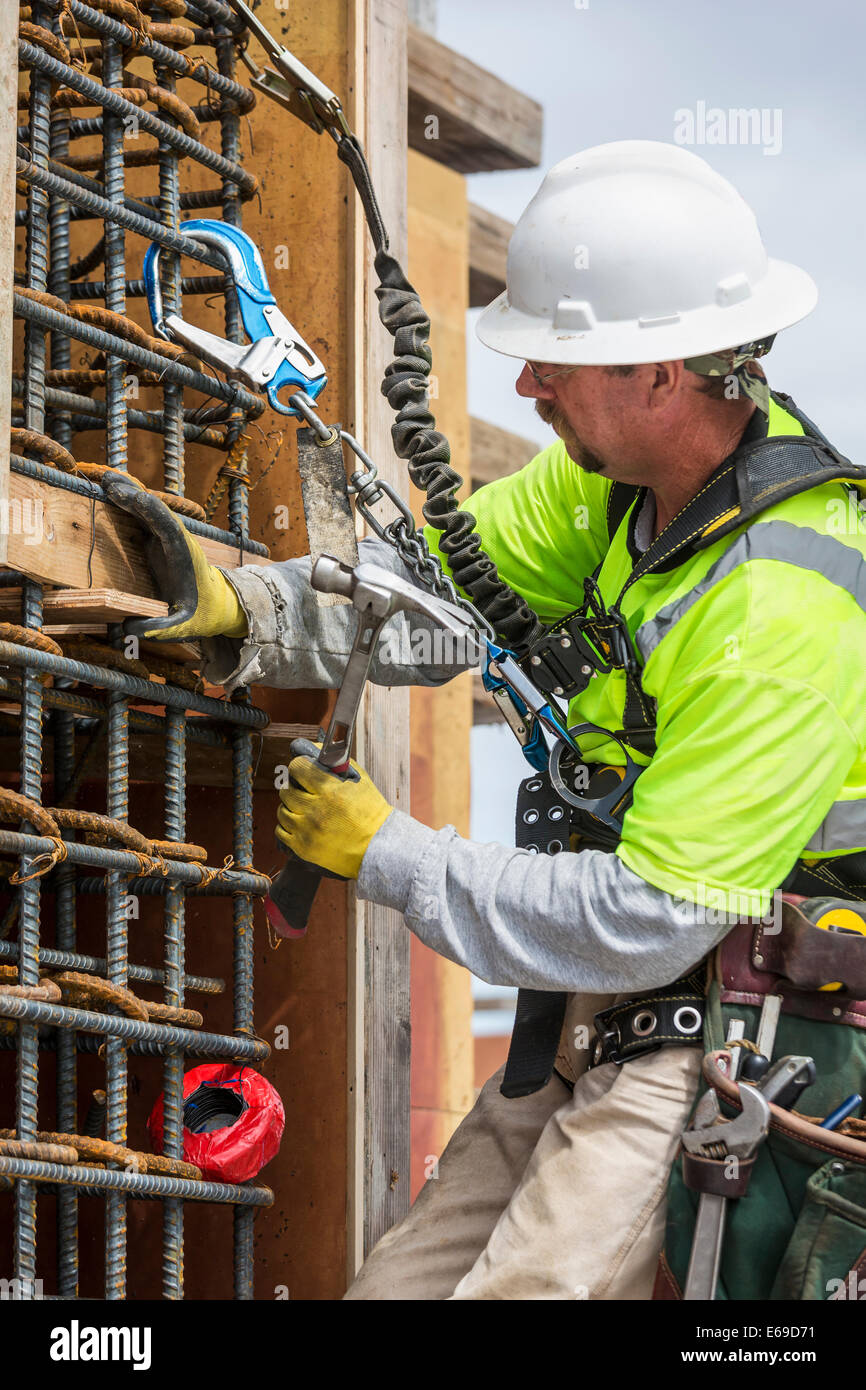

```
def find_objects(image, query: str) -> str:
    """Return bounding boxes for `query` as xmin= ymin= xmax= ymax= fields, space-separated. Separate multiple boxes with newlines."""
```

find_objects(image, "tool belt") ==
xmin=656 ymin=897 xmax=866 ymax=1301
xmin=501 ymin=757 xmax=866 ymax=1096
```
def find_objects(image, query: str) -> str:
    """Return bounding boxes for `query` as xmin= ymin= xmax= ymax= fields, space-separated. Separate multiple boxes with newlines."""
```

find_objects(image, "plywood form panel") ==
xmin=348 ymin=0 xmax=413 ymax=1270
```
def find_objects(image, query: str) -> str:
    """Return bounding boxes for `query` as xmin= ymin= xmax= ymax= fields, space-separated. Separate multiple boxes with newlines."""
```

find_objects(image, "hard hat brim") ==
xmin=475 ymin=257 xmax=818 ymax=367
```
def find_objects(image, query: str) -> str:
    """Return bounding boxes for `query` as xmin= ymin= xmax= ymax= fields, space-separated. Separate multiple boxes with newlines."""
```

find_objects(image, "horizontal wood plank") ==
xmin=470 ymin=416 xmax=539 ymax=491
xmin=408 ymin=27 xmax=542 ymax=173
xmin=2 ymin=474 xmax=269 ymax=593
xmin=0 ymin=722 xmax=321 ymax=792
xmin=469 ymin=203 xmax=513 ymax=307
xmin=0 ymin=588 xmax=167 ymax=624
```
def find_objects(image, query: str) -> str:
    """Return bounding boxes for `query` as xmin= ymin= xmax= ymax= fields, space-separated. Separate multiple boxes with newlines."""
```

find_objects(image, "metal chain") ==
xmin=287 ymin=388 xmax=495 ymax=638
xmin=346 ymin=449 xmax=496 ymax=641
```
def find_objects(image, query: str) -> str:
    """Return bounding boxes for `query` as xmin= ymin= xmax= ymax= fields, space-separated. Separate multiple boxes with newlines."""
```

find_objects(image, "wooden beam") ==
xmin=470 ymin=416 xmax=538 ymax=491
xmin=0 ymin=588 xmax=167 ymax=625
xmin=407 ymin=151 xmax=474 ymax=1200
xmin=469 ymin=203 xmax=513 ymax=308
xmin=1 ymin=475 xmax=268 ymax=594
xmin=0 ymin=722 xmax=320 ymax=792
xmin=349 ymin=0 xmax=412 ymax=1274
xmin=408 ymin=26 xmax=542 ymax=173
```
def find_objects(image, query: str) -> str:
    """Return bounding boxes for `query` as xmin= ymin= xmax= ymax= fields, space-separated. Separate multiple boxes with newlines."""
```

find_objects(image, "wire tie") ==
xmin=10 ymin=837 xmax=69 ymax=884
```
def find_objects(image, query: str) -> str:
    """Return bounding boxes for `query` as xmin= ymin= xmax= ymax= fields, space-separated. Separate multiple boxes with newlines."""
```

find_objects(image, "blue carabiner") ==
xmin=143 ymin=220 xmax=328 ymax=416
xmin=483 ymin=642 xmax=549 ymax=773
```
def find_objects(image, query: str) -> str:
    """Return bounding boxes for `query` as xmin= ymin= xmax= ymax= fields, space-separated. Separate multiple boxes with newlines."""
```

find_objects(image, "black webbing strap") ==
xmin=621 ymin=670 xmax=657 ymax=754
xmin=591 ymin=979 xmax=705 ymax=1066
xmin=335 ymin=133 xmax=389 ymax=255
xmin=501 ymin=774 xmax=572 ymax=1098
xmin=618 ymin=423 xmax=862 ymax=600
xmin=501 ymin=988 xmax=569 ymax=1098
xmin=606 ymin=479 xmax=642 ymax=541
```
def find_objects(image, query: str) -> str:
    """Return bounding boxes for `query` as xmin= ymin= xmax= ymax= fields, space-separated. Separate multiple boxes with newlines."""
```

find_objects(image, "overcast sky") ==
xmin=437 ymin=0 xmax=866 ymax=458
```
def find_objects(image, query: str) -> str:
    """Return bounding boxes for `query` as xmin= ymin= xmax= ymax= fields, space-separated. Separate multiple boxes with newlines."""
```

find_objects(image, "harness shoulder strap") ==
xmin=606 ymin=479 xmax=642 ymax=543
xmin=627 ymin=397 xmax=865 ymax=591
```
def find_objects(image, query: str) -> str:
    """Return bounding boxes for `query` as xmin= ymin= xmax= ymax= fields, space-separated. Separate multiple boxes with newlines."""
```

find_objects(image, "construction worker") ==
xmin=109 ymin=141 xmax=866 ymax=1299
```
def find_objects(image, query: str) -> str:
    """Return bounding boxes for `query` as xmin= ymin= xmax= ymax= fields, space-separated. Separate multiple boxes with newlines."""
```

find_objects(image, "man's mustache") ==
xmin=534 ymin=400 xmax=606 ymax=474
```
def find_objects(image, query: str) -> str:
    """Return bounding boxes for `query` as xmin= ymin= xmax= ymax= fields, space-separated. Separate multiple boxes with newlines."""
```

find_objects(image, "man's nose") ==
xmin=515 ymin=363 xmax=554 ymax=400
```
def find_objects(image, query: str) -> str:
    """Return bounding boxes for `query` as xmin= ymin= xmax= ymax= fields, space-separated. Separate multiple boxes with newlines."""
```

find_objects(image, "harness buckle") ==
xmin=522 ymin=580 xmax=640 ymax=699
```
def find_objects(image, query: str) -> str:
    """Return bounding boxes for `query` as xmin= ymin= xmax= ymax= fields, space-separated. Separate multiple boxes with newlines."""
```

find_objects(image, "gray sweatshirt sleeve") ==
xmin=199 ymin=538 xmax=477 ymax=694
xmin=358 ymin=810 xmax=737 ymax=993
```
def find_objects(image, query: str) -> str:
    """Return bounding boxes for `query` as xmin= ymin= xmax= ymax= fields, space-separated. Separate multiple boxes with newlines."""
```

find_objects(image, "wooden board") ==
xmin=2 ymin=474 xmax=269 ymax=592
xmin=470 ymin=416 xmax=538 ymax=490
xmin=0 ymin=587 xmax=167 ymax=624
xmin=408 ymin=26 xmax=543 ymax=173
xmin=0 ymin=721 xmax=320 ymax=792
xmin=469 ymin=202 xmax=513 ymax=307
xmin=349 ymin=0 xmax=412 ymax=1273
xmin=407 ymin=150 xmax=475 ymax=1201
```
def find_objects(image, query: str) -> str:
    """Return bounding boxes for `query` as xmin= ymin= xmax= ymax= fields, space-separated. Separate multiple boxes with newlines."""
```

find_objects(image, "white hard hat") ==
xmin=476 ymin=140 xmax=817 ymax=365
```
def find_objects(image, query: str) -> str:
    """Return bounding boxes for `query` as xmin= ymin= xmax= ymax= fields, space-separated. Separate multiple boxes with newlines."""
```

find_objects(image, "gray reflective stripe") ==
xmin=635 ymin=520 xmax=866 ymax=663
xmin=805 ymin=801 xmax=866 ymax=855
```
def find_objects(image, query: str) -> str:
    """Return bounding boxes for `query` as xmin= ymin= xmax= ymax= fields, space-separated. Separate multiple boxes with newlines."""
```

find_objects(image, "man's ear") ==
xmin=648 ymin=360 xmax=685 ymax=408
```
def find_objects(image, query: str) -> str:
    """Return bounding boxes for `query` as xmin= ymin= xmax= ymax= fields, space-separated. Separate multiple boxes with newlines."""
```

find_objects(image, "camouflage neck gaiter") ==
xmin=683 ymin=335 xmax=775 ymax=415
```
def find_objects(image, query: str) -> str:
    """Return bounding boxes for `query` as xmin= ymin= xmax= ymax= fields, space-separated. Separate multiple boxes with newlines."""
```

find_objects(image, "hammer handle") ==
xmin=264 ymin=737 xmax=358 ymax=939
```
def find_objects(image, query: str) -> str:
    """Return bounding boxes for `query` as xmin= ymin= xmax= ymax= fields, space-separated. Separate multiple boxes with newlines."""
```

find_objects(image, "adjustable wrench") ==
xmin=682 ymin=1080 xmax=771 ymax=1300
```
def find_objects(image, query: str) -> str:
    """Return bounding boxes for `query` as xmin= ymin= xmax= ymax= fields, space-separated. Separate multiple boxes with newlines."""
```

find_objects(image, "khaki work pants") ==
xmin=344 ymin=993 xmax=701 ymax=1300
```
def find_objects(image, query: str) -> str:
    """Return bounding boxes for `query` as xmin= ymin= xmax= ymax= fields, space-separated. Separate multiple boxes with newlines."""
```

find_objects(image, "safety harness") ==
xmin=520 ymin=395 xmax=866 ymax=760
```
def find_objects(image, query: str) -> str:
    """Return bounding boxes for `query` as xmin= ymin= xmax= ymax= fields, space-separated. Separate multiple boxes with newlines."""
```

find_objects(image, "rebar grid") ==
xmin=4 ymin=0 xmax=272 ymax=1299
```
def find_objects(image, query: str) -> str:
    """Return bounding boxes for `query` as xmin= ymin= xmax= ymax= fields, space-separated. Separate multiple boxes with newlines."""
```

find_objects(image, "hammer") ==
xmin=264 ymin=554 xmax=481 ymax=938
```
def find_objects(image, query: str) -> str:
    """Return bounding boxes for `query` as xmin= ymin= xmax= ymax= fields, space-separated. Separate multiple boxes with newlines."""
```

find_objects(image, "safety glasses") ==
xmin=525 ymin=360 xmax=582 ymax=387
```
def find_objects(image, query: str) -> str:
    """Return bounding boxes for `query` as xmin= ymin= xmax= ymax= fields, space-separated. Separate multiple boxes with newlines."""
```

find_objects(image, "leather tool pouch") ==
xmin=655 ymin=898 xmax=866 ymax=1301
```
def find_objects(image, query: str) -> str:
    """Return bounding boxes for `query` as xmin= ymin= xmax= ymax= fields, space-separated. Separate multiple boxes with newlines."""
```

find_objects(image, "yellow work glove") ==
xmin=100 ymin=469 xmax=247 ymax=641
xmin=276 ymin=750 xmax=393 ymax=880
xmin=145 ymin=525 xmax=248 ymax=641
